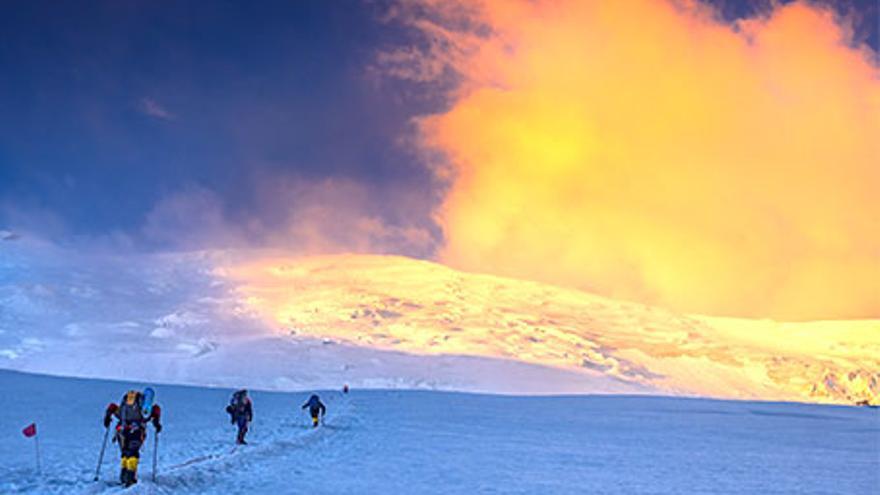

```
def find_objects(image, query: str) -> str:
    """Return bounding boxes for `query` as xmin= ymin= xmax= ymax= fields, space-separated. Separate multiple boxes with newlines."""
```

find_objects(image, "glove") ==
xmin=103 ymin=403 xmax=118 ymax=428
xmin=154 ymin=422 xmax=162 ymax=433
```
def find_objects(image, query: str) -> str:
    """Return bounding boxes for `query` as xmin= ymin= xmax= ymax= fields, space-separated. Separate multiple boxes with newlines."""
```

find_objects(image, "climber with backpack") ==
xmin=226 ymin=389 xmax=254 ymax=445
xmin=102 ymin=389 xmax=162 ymax=487
xmin=302 ymin=394 xmax=326 ymax=427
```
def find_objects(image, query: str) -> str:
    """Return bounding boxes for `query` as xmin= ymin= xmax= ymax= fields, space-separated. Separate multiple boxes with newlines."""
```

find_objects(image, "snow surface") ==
xmin=3 ymin=238 xmax=877 ymax=404
xmin=0 ymin=239 xmax=648 ymax=395
xmin=1 ymin=370 xmax=878 ymax=494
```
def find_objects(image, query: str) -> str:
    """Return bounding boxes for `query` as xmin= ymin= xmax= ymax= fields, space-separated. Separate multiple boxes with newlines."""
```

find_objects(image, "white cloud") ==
xmin=140 ymin=97 xmax=175 ymax=120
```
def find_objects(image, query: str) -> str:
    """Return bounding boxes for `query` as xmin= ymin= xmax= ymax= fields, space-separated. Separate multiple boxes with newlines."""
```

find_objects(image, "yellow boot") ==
xmin=120 ymin=456 xmax=139 ymax=486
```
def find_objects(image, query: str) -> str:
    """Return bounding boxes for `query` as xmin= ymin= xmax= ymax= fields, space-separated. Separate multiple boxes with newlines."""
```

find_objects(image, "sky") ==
xmin=0 ymin=0 xmax=445 ymax=255
xmin=1 ymin=0 xmax=878 ymax=321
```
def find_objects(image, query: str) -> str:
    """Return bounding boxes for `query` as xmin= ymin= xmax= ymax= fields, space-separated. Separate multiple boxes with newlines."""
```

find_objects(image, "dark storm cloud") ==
xmin=0 ymin=0 xmax=442 ymax=255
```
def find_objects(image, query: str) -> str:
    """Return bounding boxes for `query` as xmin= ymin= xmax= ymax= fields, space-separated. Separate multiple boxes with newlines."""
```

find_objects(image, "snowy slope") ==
xmin=1 ymin=370 xmax=878 ymax=494
xmin=0 ymin=238 xmax=642 ymax=395
xmin=228 ymin=254 xmax=880 ymax=404
xmin=2 ymin=237 xmax=877 ymax=403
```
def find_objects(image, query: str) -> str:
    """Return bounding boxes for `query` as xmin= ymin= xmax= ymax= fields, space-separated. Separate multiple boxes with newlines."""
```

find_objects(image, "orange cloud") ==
xmin=396 ymin=0 xmax=880 ymax=320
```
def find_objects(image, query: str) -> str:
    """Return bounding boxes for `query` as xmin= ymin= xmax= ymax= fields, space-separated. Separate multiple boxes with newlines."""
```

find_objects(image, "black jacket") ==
xmin=301 ymin=395 xmax=326 ymax=416
xmin=226 ymin=396 xmax=254 ymax=422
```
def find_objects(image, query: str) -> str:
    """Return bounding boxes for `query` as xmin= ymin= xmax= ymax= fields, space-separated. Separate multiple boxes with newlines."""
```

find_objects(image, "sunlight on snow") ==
xmin=224 ymin=254 xmax=880 ymax=405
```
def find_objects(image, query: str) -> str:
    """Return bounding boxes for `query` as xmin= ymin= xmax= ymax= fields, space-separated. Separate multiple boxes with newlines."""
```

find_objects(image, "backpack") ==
xmin=119 ymin=390 xmax=145 ymax=425
xmin=230 ymin=390 xmax=248 ymax=415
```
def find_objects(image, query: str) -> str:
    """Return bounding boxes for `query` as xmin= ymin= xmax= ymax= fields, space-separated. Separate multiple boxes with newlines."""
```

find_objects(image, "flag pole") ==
xmin=34 ymin=432 xmax=42 ymax=474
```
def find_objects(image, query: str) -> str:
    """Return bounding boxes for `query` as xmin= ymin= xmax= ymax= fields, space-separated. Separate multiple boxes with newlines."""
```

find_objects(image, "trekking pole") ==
xmin=152 ymin=431 xmax=159 ymax=483
xmin=93 ymin=426 xmax=110 ymax=481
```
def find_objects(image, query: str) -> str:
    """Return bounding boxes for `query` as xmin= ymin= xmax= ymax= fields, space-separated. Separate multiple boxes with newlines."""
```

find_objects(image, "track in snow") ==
xmin=2 ymin=370 xmax=877 ymax=494
xmin=125 ymin=398 xmax=358 ymax=494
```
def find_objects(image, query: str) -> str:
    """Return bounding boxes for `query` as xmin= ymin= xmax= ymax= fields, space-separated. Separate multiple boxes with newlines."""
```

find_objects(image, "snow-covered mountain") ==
xmin=0 ymin=239 xmax=645 ymax=395
xmin=1 ymin=370 xmax=877 ymax=494
xmin=225 ymin=254 xmax=880 ymax=405
xmin=1 ymin=238 xmax=877 ymax=404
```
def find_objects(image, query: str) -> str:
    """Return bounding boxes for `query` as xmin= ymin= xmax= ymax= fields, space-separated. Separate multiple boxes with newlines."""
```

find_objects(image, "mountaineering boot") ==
xmin=120 ymin=456 xmax=139 ymax=486
xmin=119 ymin=457 xmax=128 ymax=485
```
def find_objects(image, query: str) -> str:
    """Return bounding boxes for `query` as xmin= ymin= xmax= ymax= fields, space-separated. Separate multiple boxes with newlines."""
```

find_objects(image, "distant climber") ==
xmin=226 ymin=389 xmax=254 ymax=444
xmin=343 ymin=384 xmax=349 ymax=394
xmin=103 ymin=389 xmax=162 ymax=487
xmin=302 ymin=394 xmax=326 ymax=427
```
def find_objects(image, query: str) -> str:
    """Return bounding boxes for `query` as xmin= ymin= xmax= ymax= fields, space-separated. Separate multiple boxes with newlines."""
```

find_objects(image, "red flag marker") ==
xmin=21 ymin=422 xmax=41 ymax=473
xmin=22 ymin=423 xmax=37 ymax=438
